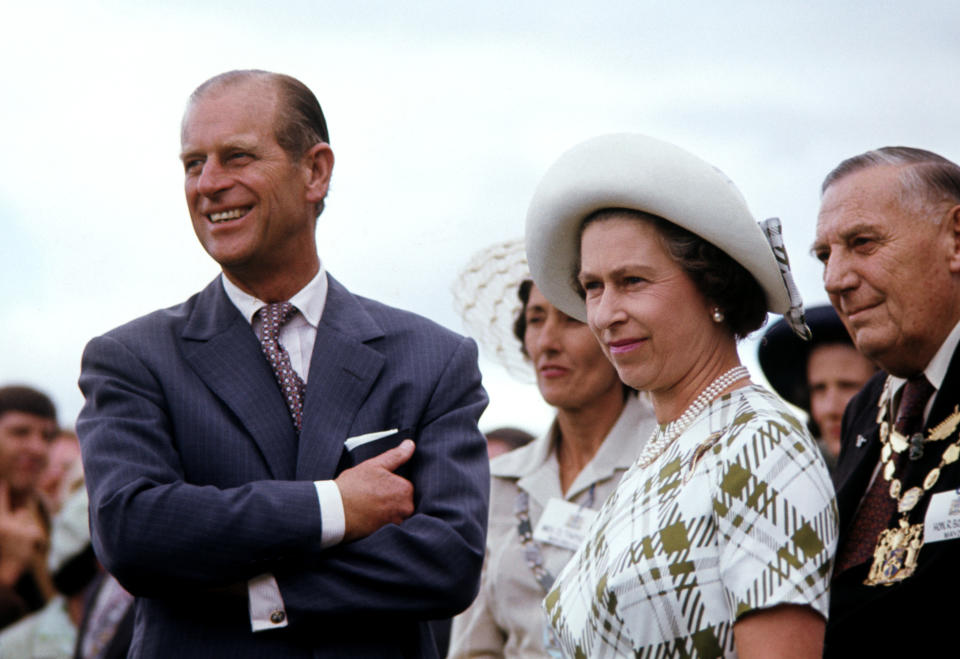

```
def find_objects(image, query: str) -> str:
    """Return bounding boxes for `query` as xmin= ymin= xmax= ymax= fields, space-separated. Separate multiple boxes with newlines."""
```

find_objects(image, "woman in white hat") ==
xmin=448 ymin=240 xmax=656 ymax=658
xmin=526 ymin=135 xmax=837 ymax=658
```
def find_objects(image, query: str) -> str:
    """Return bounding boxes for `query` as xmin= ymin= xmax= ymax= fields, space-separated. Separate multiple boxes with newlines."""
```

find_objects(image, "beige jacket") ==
xmin=448 ymin=394 xmax=655 ymax=658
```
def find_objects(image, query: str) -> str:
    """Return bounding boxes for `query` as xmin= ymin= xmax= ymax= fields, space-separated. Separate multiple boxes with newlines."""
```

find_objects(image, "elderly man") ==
xmin=77 ymin=70 xmax=489 ymax=658
xmin=813 ymin=146 xmax=960 ymax=657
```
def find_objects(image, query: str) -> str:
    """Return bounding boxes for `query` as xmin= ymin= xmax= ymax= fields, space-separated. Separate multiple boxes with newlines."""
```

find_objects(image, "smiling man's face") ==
xmin=180 ymin=79 xmax=323 ymax=288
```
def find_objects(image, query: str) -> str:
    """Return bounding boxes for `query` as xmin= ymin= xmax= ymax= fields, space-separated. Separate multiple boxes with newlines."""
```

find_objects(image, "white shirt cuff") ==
xmin=248 ymin=573 xmax=288 ymax=632
xmin=316 ymin=479 xmax=345 ymax=548
xmin=247 ymin=480 xmax=343 ymax=632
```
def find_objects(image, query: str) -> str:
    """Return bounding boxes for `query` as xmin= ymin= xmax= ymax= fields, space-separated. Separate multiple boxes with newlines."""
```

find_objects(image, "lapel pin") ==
xmin=856 ymin=435 xmax=868 ymax=448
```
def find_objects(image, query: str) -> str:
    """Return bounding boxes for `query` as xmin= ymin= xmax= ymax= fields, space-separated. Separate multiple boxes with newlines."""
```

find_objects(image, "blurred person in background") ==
xmin=527 ymin=134 xmax=836 ymax=658
xmin=0 ymin=486 xmax=134 ymax=658
xmin=448 ymin=239 xmax=656 ymax=658
xmin=484 ymin=427 xmax=535 ymax=460
xmin=39 ymin=430 xmax=82 ymax=513
xmin=0 ymin=385 xmax=57 ymax=630
xmin=759 ymin=304 xmax=877 ymax=471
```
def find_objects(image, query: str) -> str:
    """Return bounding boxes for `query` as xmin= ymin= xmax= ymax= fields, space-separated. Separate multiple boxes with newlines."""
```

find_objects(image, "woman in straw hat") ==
xmin=448 ymin=240 xmax=655 ymax=658
xmin=526 ymin=134 xmax=837 ymax=658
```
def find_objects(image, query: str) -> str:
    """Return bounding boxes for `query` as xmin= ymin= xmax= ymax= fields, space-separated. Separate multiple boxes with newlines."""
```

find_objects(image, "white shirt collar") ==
xmin=889 ymin=318 xmax=960 ymax=396
xmin=220 ymin=262 xmax=328 ymax=327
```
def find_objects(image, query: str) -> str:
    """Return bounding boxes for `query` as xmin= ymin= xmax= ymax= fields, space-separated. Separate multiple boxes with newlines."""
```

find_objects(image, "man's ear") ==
xmin=947 ymin=204 xmax=960 ymax=274
xmin=303 ymin=142 xmax=334 ymax=205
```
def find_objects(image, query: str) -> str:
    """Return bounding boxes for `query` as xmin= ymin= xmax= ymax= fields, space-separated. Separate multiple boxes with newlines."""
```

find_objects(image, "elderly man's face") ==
xmin=814 ymin=165 xmax=960 ymax=376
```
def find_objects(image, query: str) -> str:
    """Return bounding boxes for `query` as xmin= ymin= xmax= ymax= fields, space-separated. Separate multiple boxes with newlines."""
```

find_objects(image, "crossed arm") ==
xmin=77 ymin=332 xmax=490 ymax=622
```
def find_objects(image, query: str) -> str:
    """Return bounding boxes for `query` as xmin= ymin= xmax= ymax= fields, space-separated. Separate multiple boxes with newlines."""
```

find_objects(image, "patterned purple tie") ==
xmin=835 ymin=374 xmax=935 ymax=573
xmin=258 ymin=302 xmax=305 ymax=432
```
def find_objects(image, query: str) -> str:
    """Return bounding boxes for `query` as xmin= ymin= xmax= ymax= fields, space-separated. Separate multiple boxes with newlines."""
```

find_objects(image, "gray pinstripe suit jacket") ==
xmin=77 ymin=275 xmax=489 ymax=658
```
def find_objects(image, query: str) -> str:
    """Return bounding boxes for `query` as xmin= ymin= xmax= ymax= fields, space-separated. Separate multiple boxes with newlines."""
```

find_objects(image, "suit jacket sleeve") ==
xmin=274 ymin=335 xmax=491 ymax=621
xmin=78 ymin=333 xmax=327 ymax=594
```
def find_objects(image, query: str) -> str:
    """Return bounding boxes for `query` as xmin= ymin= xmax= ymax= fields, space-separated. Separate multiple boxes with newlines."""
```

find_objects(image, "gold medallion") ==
xmin=890 ymin=430 xmax=908 ymax=454
xmin=923 ymin=468 xmax=941 ymax=491
xmin=865 ymin=519 xmax=924 ymax=586
xmin=883 ymin=460 xmax=896 ymax=480
xmin=944 ymin=445 xmax=960 ymax=465
xmin=898 ymin=487 xmax=922 ymax=513
xmin=889 ymin=479 xmax=902 ymax=499
xmin=877 ymin=379 xmax=892 ymax=422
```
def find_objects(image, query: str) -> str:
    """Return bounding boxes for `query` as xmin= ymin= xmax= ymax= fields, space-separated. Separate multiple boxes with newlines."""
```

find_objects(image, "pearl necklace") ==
xmin=637 ymin=365 xmax=750 ymax=468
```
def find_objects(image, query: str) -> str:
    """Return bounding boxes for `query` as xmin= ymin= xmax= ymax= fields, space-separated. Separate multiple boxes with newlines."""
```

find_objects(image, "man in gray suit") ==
xmin=77 ymin=70 xmax=490 ymax=658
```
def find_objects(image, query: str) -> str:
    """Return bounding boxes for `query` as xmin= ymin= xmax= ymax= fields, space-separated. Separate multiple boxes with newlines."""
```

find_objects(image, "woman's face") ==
xmin=806 ymin=342 xmax=875 ymax=456
xmin=523 ymin=284 xmax=622 ymax=411
xmin=577 ymin=215 xmax=727 ymax=394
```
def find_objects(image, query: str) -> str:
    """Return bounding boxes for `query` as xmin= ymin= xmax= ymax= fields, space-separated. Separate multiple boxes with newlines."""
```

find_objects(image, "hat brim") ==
xmin=525 ymin=133 xmax=792 ymax=323
xmin=452 ymin=239 xmax=534 ymax=382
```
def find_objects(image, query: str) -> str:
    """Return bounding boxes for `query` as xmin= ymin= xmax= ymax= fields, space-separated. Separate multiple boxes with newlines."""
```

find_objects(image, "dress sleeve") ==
xmin=713 ymin=407 xmax=838 ymax=620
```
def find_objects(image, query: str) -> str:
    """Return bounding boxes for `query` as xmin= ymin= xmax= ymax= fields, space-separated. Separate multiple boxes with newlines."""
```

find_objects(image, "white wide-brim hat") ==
xmin=525 ymin=133 xmax=809 ymax=337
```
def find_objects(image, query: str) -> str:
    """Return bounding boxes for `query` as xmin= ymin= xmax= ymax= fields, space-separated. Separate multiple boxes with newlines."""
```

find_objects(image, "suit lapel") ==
xmin=833 ymin=373 xmax=886 ymax=536
xmin=181 ymin=278 xmax=299 ymax=479
xmin=296 ymin=277 xmax=386 ymax=480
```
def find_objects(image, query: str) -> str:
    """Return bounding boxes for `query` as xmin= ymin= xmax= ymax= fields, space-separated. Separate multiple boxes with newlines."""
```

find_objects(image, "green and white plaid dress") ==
xmin=544 ymin=384 xmax=837 ymax=658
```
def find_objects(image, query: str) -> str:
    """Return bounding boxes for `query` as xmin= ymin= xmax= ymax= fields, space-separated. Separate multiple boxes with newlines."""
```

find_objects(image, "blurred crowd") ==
xmin=0 ymin=385 xmax=131 ymax=658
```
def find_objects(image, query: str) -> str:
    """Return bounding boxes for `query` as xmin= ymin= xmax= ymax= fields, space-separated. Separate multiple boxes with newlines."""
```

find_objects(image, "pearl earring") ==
xmin=712 ymin=307 xmax=724 ymax=323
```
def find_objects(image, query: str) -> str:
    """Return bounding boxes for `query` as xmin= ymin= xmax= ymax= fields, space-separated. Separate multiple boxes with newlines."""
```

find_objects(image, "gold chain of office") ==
xmin=865 ymin=377 xmax=960 ymax=586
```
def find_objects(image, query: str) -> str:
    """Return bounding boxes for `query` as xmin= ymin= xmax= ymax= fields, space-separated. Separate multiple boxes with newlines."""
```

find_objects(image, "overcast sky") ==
xmin=3 ymin=0 xmax=958 ymax=436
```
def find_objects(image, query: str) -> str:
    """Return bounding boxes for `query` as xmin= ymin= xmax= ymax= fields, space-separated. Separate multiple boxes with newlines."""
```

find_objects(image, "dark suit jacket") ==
xmin=76 ymin=275 xmax=490 ymax=658
xmin=825 ymin=347 xmax=960 ymax=657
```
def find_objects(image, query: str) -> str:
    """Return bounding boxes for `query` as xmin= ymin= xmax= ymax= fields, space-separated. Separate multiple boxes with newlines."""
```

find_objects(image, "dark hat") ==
xmin=758 ymin=304 xmax=855 ymax=411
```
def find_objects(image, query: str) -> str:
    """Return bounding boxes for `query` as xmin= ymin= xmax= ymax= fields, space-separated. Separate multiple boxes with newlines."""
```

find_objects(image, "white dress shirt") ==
xmin=221 ymin=265 xmax=346 ymax=631
xmin=857 ymin=320 xmax=960 ymax=515
xmin=888 ymin=319 xmax=960 ymax=422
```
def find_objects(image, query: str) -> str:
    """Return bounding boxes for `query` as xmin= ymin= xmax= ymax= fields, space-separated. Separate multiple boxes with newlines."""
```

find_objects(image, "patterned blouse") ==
xmin=544 ymin=384 xmax=837 ymax=658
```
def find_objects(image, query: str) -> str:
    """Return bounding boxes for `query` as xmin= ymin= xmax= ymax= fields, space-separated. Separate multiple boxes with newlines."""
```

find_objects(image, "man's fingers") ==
xmin=337 ymin=440 xmax=417 ymax=542
xmin=367 ymin=439 xmax=415 ymax=472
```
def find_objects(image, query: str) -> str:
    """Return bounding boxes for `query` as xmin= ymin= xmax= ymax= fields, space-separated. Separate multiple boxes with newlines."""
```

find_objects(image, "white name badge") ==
xmin=923 ymin=489 xmax=960 ymax=543
xmin=533 ymin=498 xmax=598 ymax=551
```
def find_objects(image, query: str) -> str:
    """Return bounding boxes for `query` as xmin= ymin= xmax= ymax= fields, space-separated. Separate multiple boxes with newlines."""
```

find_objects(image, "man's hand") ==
xmin=336 ymin=439 xmax=416 ymax=542
xmin=0 ymin=483 xmax=46 ymax=587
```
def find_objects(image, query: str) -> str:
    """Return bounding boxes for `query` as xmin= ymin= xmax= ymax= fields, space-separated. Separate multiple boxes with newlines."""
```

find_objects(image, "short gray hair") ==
xmin=822 ymin=146 xmax=960 ymax=220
